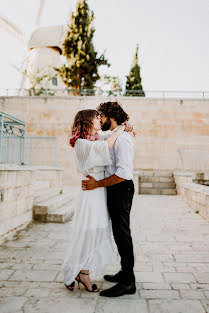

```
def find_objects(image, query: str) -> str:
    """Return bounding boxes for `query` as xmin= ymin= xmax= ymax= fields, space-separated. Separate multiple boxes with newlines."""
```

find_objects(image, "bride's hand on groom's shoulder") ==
xmin=122 ymin=122 xmax=136 ymax=137
xmin=82 ymin=175 xmax=98 ymax=191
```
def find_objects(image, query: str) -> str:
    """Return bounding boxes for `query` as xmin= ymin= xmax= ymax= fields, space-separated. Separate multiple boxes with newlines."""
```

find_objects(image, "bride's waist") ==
xmin=82 ymin=169 xmax=105 ymax=180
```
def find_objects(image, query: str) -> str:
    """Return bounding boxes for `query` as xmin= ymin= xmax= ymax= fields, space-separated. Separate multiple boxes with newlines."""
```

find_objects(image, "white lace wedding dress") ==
xmin=61 ymin=138 xmax=115 ymax=285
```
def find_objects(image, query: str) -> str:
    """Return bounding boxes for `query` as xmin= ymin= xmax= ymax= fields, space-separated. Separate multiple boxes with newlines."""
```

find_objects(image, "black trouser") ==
xmin=107 ymin=180 xmax=135 ymax=284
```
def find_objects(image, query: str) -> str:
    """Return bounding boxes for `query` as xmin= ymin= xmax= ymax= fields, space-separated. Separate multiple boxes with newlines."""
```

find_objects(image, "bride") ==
xmin=61 ymin=109 xmax=125 ymax=292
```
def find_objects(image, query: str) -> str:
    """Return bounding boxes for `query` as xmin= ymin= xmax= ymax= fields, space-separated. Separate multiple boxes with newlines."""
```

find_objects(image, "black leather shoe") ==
xmin=103 ymin=271 xmax=123 ymax=283
xmin=100 ymin=282 xmax=136 ymax=297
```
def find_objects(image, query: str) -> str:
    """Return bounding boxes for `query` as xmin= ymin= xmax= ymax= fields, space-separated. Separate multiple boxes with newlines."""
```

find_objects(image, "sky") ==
xmin=0 ymin=0 xmax=208 ymax=92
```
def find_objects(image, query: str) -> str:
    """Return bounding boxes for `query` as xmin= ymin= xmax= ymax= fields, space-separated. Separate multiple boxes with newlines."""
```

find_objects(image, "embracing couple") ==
xmin=61 ymin=101 xmax=136 ymax=297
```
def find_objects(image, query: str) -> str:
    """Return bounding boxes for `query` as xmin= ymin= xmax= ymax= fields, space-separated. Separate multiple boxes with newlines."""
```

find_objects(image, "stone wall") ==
xmin=173 ymin=171 xmax=194 ymax=197
xmin=0 ymin=165 xmax=34 ymax=240
xmin=174 ymin=171 xmax=209 ymax=222
xmin=0 ymin=96 xmax=208 ymax=184
xmin=0 ymin=164 xmax=63 ymax=240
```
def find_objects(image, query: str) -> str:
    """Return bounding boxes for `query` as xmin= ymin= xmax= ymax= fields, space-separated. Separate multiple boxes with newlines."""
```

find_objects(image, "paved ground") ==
xmin=1 ymin=195 xmax=209 ymax=313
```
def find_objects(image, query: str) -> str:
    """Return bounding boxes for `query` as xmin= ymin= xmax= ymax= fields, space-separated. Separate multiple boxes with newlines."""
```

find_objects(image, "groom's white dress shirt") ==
xmin=104 ymin=126 xmax=134 ymax=180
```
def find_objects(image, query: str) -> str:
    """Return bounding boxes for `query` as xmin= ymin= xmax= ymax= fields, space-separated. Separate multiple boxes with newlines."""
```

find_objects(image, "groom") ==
xmin=81 ymin=101 xmax=136 ymax=297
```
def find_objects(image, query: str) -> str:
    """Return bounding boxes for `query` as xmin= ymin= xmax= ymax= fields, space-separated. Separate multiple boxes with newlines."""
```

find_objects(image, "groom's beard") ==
xmin=101 ymin=118 xmax=111 ymax=131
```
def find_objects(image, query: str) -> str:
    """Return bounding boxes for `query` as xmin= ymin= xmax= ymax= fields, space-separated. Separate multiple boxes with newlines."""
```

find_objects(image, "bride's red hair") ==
xmin=69 ymin=109 xmax=100 ymax=147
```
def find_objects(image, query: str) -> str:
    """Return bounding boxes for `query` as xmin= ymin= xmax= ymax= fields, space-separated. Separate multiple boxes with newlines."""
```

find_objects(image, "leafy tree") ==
xmin=57 ymin=0 xmax=109 ymax=92
xmin=125 ymin=44 xmax=145 ymax=96
xmin=98 ymin=75 xmax=122 ymax=96
xmin=24 ymin=68 xmax=56 ymax=96
xmin=14 ymin=63 xmax=55 ymax=96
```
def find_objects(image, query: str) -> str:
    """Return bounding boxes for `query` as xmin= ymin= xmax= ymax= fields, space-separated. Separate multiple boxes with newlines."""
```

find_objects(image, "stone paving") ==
xmin=1 ymin=194 xmax=209 ymax=312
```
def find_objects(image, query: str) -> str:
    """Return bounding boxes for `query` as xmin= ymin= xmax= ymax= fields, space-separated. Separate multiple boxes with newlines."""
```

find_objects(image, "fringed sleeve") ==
xmin=74 ymin=139 xmax=112 ymax=173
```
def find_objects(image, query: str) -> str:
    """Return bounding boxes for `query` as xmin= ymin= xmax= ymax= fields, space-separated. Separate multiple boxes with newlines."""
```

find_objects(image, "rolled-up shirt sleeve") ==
xmin=114 ymin=136 xmax=134 ymax=180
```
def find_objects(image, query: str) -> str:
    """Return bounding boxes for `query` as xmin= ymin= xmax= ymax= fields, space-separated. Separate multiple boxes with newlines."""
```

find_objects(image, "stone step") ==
xmin=46 ymin=204 xmax=74 ymax=223
xmin=140 ymin=182 xmax=176 ymax=189
xmin=136 ymin=171 xmax=177 ymax=195
xmin=139 ymin=188 xmax=177 ymax=195
xmin=33 ymin=181 xmax=50 ymax=193
xmin=33 ymin=186 xmax=79 ymax=223
xmin=34 ymin=202 xmax=74 ymax=223
xmin=141 ymin=171 xmax=174 ymax=177
xmin=140 ymin=176 xmax=175 ymax=183
xmin=33 ymin=192 xmax=73 ymax=219
xmin=34 ymin=188 xmax=62 ymax=203
xmin=34 ymin=186 xmax=74 ymax=205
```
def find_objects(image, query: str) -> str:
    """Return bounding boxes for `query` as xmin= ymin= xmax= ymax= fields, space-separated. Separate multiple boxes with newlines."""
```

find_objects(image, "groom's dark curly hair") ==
xmin=97 ymin=101 xmax=129 ymax=124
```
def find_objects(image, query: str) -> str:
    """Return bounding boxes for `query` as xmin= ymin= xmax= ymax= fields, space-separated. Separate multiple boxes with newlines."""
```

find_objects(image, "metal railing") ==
xmin=0 ymin=88 xmax=209 ymax=98
xmin=0 ymin=111 xmax=58 ymax=166
xmin=0 ymin=111 xmax=26 ymax=164
xmin=24 ymin=136 xmax=58 ymax=166
xmin=177 ymin=148 xmax=209 ymax=171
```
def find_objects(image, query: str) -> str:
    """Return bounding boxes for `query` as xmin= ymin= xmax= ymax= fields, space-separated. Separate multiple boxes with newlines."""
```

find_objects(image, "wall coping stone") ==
xmin=0 ymin=96 xmax=208 ymax=101
xmin=134 ymin=170 xmax=174 ymax=174
xmin=29 ymin=165 xmax=64 ymax=171
xmin=174 ymin=171 xmax=196 ymax=177
xmin=133 ymin=170 xmax=144 ymax=175
xmin=182 ymin=182 xmax=209 ymax=195
xmin=0 ymin=164 xmax=63 ymax=171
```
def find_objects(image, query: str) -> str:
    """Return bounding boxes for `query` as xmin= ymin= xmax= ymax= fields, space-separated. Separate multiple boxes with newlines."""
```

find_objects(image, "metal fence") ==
xmin=24 ymin=136 xmax=58 ymax=166
xmin=0 ymin=111 xmax=26 ymax=164
xmin=0 ymin=88 xmax=209 ymax=98
xmin=0 ymin=111 xmax=58 ymax=166
xmin=177 ymin=148 xmax=209 ymax=172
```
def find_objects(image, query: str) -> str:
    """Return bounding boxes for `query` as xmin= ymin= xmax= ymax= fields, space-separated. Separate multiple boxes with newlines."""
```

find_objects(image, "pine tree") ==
xmin=57 ymin=0 xmax=109 ymax=92
xmin=125 ymin=44 xmax=145 ymax=96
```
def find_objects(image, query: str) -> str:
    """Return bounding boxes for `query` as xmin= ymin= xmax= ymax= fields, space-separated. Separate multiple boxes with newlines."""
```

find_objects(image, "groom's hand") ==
xmin=122 ymin=122 xmax=136 ymax=137
xmin=82 ymin=175 xmax=99 ymax=190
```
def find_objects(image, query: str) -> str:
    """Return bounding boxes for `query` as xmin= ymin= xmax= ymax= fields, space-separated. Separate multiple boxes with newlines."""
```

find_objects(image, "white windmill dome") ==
xmin=25 ymin=25 xmax=67 ymax=92
xmin=0 ymin=0 xmax=72 ymax=94
xmin=28 ymin=25 xmax=66 ymax=51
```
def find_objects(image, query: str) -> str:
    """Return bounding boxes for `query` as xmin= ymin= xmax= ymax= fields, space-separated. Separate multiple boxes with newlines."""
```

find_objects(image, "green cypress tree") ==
xmin=57 ymin=0 xmax=109 ymax=92
xmin=125 ymin=44 xmax=145 ymax=96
